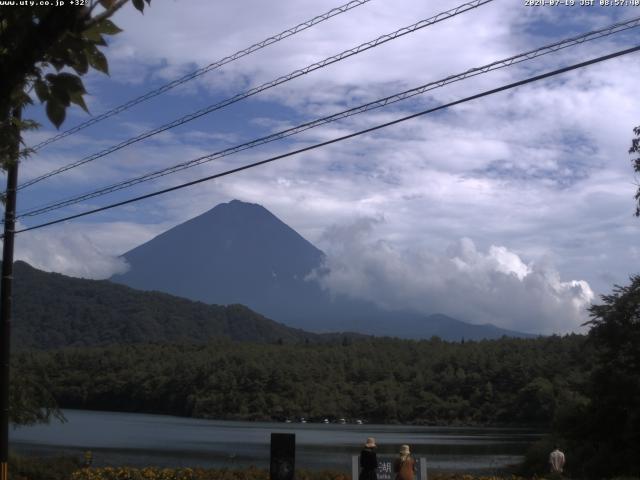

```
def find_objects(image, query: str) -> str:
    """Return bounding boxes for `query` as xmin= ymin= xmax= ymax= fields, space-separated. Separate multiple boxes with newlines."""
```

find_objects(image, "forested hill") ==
xmin=11 ymin=261 xmax=350 ymax=349
xmin=16 ymin=334 xmax=589 ymax=426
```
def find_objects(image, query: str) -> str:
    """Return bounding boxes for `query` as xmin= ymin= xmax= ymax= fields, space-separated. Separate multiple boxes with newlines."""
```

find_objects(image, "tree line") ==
xmin=14 ymin=334 xmax=588 ymax=426
xmin=11 ymin=275 xmax=640 ymax=478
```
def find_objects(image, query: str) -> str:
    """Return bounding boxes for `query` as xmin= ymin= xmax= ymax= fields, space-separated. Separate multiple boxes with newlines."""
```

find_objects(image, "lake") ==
xmin=10 ymin=410 xmax=541 ymax=473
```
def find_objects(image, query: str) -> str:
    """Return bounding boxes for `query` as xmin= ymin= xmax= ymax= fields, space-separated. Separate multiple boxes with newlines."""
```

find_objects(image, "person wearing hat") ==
xmin=359 ymin=437 xmax=378 ymax=480
xmin=393 ymin=444 xmax=417 ymax=480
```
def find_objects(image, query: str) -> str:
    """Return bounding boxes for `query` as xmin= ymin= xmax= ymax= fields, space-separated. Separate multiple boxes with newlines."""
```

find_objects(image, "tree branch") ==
xmin=82 ymin=0 xmax=131 ymax=31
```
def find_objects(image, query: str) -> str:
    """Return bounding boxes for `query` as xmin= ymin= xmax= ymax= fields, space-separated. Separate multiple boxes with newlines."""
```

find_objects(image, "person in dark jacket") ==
xmin=359 ymin=437 xmax=378 ymax=480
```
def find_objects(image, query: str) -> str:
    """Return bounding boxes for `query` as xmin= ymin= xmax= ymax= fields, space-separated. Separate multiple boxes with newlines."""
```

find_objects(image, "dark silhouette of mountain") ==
xmin=113 ymin=200 xmax=325 ymax=325
xmin=112 ymin=200 xmax=531 ymax=340
xmin=11 ymin=261 xmax=358 ymax=350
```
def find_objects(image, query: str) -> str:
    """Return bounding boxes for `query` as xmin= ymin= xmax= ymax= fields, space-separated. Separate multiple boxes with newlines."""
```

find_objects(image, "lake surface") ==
xmin=10 ymin=410 xmax=541 ymax=473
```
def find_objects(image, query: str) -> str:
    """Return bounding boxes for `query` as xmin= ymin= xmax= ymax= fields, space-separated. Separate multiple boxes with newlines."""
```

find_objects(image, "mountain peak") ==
xmin=111 ymin=200 xmax=325 ymax=318
xmin=184 ymin=199 xmax=294 ymax=237
xmin=212 ymin=199 xmax=264 ymax=212
xmin=228 ymin=199 xmax=258 ymax=207
xmin=111 ymin=201 xmax=531 ymax=340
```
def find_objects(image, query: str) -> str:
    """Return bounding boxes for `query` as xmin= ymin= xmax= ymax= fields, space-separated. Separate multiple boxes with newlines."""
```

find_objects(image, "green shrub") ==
xmin=69 ymin=467 xmax=349 ymax=480
xmin=9 ymin=453 xmax=81 ymax=480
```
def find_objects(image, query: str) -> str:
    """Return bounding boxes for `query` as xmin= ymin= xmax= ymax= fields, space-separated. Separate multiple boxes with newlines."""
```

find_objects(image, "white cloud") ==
xmin=315 ymin=218 xmax=594 ymax=334
xmin=5 ymin=0 xmax=637 ymax=338
xmin=8 ymin=221 xmax=165 ymax=280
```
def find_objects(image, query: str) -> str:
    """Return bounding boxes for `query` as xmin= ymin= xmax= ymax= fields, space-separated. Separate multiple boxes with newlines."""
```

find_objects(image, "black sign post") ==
xmin=270 ymin=433 xmax=295 ymax=480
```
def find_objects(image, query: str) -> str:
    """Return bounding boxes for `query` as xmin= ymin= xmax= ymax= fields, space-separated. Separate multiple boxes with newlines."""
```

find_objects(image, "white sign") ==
xmin=352 ymin=455 xmax=427 ymax=480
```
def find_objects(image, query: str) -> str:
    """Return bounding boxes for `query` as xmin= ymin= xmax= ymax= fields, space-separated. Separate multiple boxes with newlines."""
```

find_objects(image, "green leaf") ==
xmin=70 ymin=51 xmax=89 ymax=75
xmin=46 ymin=99 xmax=66 ymax=129
xmin=87 ymin=47 xmax=109 ymax=75
xmin=53 ymin=72 xmax=86 ymax=94
xmin=50 ymin=84 xmax=71 ymax=107
xmin=132 ymin=0 xmax=145 ymax=12
xmin=50 ymin=58 xmax=64 ymax=71
xmin=47 ymin=34 xmax=87 ymax=70
xmin=58 ymin=32 xmax=85 ymax=55
xmin=33 ymin=79 xmax=49 ymax=103
xmin=94 ymin=19 xmax=122 ymax=36
xmin=46 ymin=73 xmax=86 ymax=110
xmin=69 ymin=91 xmax=89 ymax=114
xmin=85 ymin=32 xmax=107 ymax=46
xmin=83 ymin=25 xmax=107 ymax=46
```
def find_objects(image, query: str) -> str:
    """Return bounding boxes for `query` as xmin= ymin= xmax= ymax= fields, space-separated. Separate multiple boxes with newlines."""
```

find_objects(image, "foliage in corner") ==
xmin=551 ymin=276 xmax=640 ymax=479
xmin=630 ymin=126 xmax=640 ymax=216
xmin=0 ymin=0 xmax=150 ymax=426
xmin=583 ymin=276 xmax=640 ymax=477
xmin=0 ymin=0 xmax=151 ymax=170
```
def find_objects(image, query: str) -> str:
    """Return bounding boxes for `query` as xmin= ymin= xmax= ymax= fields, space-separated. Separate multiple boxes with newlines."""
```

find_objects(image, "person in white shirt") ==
xmin=549 ymin=445 xmax=566 ymax=474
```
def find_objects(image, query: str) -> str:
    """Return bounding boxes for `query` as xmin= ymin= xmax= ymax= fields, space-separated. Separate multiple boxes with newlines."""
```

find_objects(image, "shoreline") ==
xmin=10 ymin=410 xmax=537 ymax=475
xmin=39 ymin=407 xmax=550 ymax=431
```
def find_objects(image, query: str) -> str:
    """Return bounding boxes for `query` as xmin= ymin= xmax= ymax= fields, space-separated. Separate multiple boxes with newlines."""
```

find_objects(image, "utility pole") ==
xmin=0 ymin=107 xmax=20 ymax=480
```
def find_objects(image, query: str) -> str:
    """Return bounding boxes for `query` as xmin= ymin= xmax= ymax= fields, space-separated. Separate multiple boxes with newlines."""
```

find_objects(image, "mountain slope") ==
xmin=112 ymin=200 xmax=531 ymax=340
xmin=112 ymin=199 xmax=329 ymax=327
xmin=11 ymin=261 xmax=331 ymax=349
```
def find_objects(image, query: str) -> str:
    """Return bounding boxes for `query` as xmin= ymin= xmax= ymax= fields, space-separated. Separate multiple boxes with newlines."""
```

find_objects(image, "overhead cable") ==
xmin=15 ymin=14 xmax=640 ymax=220
xmin=29 ymin=0 xmax=374 ymax=152
xmin=17 ymin=0 xmax=494 ymax=191
xmin=11 ymin=44 xmax=640 ymax=237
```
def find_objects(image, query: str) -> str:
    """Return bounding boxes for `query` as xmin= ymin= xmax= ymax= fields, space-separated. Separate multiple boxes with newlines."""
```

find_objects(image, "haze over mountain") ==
xmin=112 ymin=200 xmax=530 ymax=340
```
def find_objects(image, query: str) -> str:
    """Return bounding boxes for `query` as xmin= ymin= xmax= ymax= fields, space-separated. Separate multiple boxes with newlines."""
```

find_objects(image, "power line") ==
xmin=15 ymin=15 xmax=640 ymax=220
xmin=28 ymin=0 xmax=374 ymax=152
xmin=17 ymin=0 xmax=494 ymax=191
xmin=11 ymin=44 xmax=640 ymax=237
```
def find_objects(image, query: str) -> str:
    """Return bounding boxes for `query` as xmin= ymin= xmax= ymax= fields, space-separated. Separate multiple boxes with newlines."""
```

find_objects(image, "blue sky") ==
xmin=7 ymin=0 xmax=640 ymax=334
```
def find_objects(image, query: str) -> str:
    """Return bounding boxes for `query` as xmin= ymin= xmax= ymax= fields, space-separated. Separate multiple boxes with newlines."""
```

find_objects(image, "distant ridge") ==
xmin=11 ymin=261 xmax=361 ymax=350
xmin=112 ymin=200 xmax=532 ymax=341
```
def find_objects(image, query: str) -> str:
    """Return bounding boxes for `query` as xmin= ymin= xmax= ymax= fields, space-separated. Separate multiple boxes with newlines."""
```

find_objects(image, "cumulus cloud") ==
xmin=9 ymin=0 xmax=637 ymax=314
xmin=13 ymin=231 xmax=127 ymax=280
xmin=6 ymin=221 xmax=164 ymax=280
xmin=315 ymin=218 xmax=594 ymax=334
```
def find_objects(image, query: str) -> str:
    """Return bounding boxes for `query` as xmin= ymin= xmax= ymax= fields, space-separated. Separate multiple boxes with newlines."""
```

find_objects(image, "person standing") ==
xmin=549 ymin=445 xmax=566 ymax=474
xmin=393 ymin=445 xmax=417 ymax=480
xmin=359 ymin=437 xmax=378 ymax=480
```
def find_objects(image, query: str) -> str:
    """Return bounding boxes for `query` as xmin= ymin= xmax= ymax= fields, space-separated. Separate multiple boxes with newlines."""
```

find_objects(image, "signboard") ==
xmin=352 ymin=455 xmax=427 ymax=480
xmin=270 ymin=433 xmax=295 ymax=480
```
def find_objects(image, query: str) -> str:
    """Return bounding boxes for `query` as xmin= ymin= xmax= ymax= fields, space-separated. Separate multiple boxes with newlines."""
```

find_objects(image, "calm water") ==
xmin=10 ymin=410 xmax=541 ymax=473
